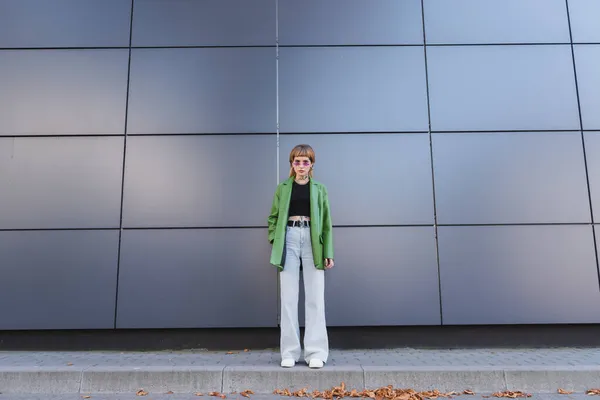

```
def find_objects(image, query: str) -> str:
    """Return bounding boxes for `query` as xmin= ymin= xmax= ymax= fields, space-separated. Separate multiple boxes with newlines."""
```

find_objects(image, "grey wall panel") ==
xmin=0 ymin=137 xmax=124 ymax=229
xmin=279 ymin=134 xmax=434 ymax=225
xmin=432 ymin=132 xmax=591 ymax=225
xmin=122 ymin=135 xmax=276 ymax=228
xmin=427 ymin=45 xmax=580 ymax=132
xmin=116 ymin=229 xmax=276 ymax=328
xmin=585 ymin=133 xmax=600 ymax=222
xmin=0 ymin=230 xmax=119 ymax=330
xmin=323 ymin=227 xmax=440 ymax=326
xmin=424 ymin=0 xmax=570 ymax=44
xmin=0 ymin=50 xmax=129 ymax=135
xmin=127 ymin=48 xmax=276 ymax=134
xmin=0 ymin=0 xmax=131 ymax=48
xmin=279 ymin=47 xmax=428 ymax=133
xmin=574 ymin=45 xmax=600 ymax=130
xmin=568 ymin=0 xmax=600 ymax=43
xmin=278 ymin=0 xmax=423 ymax=45
xmin=438 ymin=225 xmax=600 ymax=325
xmin=132 ymin=0 xmax=275 ymax=47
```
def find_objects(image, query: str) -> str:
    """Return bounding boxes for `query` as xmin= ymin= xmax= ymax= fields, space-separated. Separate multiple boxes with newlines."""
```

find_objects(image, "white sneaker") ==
xmin=308 ymin=359 xmax=324 ymax=369
xmin=281 ymin=358 xmax=295 ymax=368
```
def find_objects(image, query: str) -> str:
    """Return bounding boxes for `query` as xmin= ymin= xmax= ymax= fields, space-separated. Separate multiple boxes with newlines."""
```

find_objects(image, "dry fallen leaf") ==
xmin=270 ymin=384 xmax=486 ymax=400
xmin=226 ymin=351 xmax=238 ymax=355
xmin=241 ymin=390 xmax=255 ymax=398
xmin=587 ymin=389 xmax=600 ymax=395
xmin=244 ymin=349 xmax=250 ymax=352
xmin=558 ymin=389 xmax=574 ymax=395
xmin=194 ymin=393 xmax=203 ymax=396
xmin=136 ymin=389 xmax=149 ymax=396
xmin=82 ymin=396 xmax=91 ymax=399
xmin=491 ymin=391 xmax=531 ymax=398
xmin=67 ymin=363 xmax=74 ymax=366
xmin=294 ymin=388 xmax=310 ymax=397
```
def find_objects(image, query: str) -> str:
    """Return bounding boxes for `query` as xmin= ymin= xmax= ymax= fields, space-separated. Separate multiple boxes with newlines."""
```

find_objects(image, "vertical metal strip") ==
xmin=276 ymin=0 xmax=280 ymax=185
xmin=420 ymin=0 xmax=443 ymax=324
xmin=113 ymin=0 xmax=135 ymax=329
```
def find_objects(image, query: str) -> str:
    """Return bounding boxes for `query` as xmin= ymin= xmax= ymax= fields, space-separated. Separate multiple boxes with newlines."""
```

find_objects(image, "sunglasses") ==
xmin=292 ymin=160 xmax=311 ymax=167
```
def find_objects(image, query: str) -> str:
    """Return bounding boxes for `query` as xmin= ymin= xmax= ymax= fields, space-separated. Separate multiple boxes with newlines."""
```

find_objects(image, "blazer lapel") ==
xmin=280 ymin=177 xmax=293 ymax=220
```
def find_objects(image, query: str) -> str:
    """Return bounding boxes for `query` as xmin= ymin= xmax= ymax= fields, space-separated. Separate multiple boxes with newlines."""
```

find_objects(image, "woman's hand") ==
xmin=325 ymin=258 xmax=334 ymax=269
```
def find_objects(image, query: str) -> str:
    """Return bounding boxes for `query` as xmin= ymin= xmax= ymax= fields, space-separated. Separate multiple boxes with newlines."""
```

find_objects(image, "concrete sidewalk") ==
xmin=1 ymin=348 xmax=600 ymax=395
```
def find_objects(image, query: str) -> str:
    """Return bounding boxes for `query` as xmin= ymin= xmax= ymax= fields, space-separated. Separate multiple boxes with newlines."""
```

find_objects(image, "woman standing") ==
xmin=267 ymin=144 xmax=334 ymax=369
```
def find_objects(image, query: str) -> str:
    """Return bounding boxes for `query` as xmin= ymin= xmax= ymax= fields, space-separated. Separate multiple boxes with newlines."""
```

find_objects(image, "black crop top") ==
xmin=288 ymin=181 xmax=310 ymax=217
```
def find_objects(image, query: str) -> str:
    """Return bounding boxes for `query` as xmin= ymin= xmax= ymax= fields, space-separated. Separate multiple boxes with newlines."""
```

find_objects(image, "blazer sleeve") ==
xmin=321 ymin=186 xmax=334 ymax=259
xmin=267 ymin=185 xmax=280 ymax=243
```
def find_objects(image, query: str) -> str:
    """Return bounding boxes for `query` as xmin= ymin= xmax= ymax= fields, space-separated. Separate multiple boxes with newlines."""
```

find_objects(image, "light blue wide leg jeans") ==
xmin=279 ymin=226 xmax=329 ymax=363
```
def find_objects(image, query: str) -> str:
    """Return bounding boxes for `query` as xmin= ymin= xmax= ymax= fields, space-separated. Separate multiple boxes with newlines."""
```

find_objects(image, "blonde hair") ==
xmin=288 ymin=144 xmax=315 ymax=178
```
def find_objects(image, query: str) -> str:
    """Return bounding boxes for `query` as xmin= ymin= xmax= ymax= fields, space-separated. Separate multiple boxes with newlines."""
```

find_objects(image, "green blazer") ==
xmin=268 ymin=177 xmax=334 ymax=270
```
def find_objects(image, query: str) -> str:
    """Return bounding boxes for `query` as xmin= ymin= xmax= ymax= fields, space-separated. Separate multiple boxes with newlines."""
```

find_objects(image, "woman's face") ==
xmin=292 ymin=156 xmax=312 ymax=177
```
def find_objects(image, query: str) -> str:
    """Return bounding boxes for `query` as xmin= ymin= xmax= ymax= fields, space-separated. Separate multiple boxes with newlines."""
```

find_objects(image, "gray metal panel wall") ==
xmin=122 ymin=135 xmax=276 ymax=228
xmin=126 ymin=48 xmax=276 ymax=134
xmin=0 ymin=230 xmax=119 ymax=330
xmin=0 ymin=137 xmax=124 ymax=229
xmin=0 ymin=50 xmax=129 ymax=135
xmin=116 ymin=229 xmax=276 ymax=328
xmin=0 ymin=0 xmax=131 ymax=48
xmin=432 ymin=132 xmax=590 ymax=225
xmin=1 ymin=0 xmax=599 ymax=330
xmin=574 ymin=45 xmax=600 ymax=130
xmin=131 ymin=0 xmax=275 ymax=47
xmin=567 ymin=0 xmax=600 ymax=43
xmin=278 ymin=0 xmax=423 ymax=45
xmin=427 ymin=45 xmax=580 ymax=132
xmin=585 ymin=133 xmax=600 ymax=223
xmin=278 ymin=47 xmax=429 ymax=133
xmin=438 ymin=226 xmax=600 ymax=325
xmin=423 ymin=0 xmax=570 ymax=44
xmin=324 ymin=227 xmax=440 ymax=326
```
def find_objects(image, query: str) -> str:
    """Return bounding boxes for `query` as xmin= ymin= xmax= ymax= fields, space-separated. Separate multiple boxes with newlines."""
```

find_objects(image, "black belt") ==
xmin=288 ymin=220 xmax=310 ymax=227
